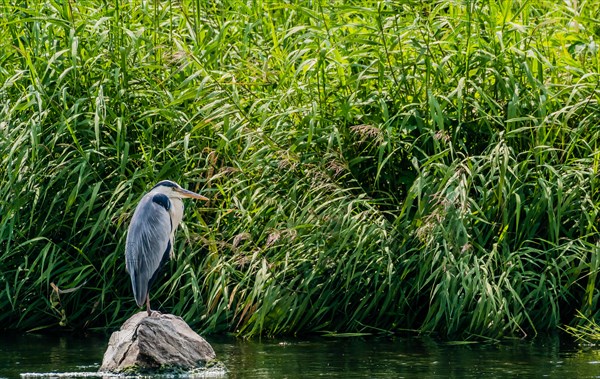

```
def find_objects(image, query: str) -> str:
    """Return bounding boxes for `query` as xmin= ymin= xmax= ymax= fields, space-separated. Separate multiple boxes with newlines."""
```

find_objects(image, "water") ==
xmin=0 ymin=333 xmax=599 ymax=378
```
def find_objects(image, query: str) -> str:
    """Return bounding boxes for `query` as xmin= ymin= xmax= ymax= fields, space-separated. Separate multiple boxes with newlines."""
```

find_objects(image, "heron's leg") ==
xmin=146 ymin=294 xmax=152 ymax=317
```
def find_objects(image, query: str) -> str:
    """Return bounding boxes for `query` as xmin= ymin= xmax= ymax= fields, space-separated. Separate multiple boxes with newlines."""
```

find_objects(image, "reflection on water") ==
xmin=0 ymin=332 xmax=599 ymax=378
xmin=210 ymin=335 xmax=600 ymax=378
xmin=0 ymin=333 xmax=105 ymax=378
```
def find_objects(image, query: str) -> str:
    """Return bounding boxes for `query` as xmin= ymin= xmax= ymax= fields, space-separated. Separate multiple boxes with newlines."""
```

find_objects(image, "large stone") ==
xmin=99 ymin=312 xmax=217 ymax=373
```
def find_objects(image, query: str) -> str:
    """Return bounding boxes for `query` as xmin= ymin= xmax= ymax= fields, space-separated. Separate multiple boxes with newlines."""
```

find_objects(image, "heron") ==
xmin=125 ymin=180 xmax=208 ymax=316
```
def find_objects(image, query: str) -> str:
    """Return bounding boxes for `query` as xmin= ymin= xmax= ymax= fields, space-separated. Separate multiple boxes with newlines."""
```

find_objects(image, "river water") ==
xmin=0 ymin=332 xmax=598 ymax=378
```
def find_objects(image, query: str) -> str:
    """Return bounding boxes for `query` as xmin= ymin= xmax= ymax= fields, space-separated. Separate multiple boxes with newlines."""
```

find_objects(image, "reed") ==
xmin=564 ymin=312 xmax=600 ymax=344
xmin=0 ymin=0 xmax=598 ymax=338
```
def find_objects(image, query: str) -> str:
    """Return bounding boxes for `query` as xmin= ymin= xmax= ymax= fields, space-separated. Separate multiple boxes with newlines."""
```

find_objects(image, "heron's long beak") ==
xmin=176 ymin=187 xmax=209 ymax=201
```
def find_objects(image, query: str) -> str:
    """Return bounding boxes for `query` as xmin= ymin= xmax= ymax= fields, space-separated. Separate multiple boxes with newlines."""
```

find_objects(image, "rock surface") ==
xmin=99 ymin=312 xmax=216 ymax=373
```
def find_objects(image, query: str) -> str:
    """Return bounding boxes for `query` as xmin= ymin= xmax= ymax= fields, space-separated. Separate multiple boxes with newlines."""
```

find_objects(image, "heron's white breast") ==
xmin=169 ymin=197 xmax=184 ymax=233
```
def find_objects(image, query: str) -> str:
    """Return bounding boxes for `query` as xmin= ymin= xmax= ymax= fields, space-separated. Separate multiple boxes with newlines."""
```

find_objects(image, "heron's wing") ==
xmin=125 ymin=194 xmax=171 ymax=307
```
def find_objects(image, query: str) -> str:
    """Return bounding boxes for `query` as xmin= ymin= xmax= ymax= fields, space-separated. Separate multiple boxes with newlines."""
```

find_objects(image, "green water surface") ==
xmin=0 ymin=333 xmax=598 ymax=378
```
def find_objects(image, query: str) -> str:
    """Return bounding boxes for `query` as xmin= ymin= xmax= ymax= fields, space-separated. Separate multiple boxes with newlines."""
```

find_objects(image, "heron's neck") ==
xmin=169 ymin=198 xmax=184 ymax=233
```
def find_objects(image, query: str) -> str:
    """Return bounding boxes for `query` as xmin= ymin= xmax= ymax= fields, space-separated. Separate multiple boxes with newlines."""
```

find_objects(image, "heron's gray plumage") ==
xmin=125 ymin=180 xmax=208 ymax=316
xmin=125 ymin=194 xmax=172 ymax=307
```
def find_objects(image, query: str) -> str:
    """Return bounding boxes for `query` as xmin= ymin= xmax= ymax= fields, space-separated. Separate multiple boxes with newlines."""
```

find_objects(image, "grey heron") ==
xmin=125 ymin=180 xmax=208 ymax=316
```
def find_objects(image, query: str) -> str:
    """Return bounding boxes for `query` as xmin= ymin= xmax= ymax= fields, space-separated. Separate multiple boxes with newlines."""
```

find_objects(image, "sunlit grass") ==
xmin=565 ymin=312 xmax=600 ymax=345
xmin=0 ymin=0 xmax=599 ymax=338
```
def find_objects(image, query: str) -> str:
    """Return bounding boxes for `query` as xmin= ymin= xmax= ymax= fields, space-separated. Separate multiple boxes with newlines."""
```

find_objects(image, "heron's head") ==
xmin=151 ymin=180 xmax=209 ymax=201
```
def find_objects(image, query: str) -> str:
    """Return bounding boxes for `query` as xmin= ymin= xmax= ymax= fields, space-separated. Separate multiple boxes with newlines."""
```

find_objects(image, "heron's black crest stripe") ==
xmin=152 ymin=180 xmax=179 ymax=190
xmin=152 ymin=193 xmax=171 ymax=211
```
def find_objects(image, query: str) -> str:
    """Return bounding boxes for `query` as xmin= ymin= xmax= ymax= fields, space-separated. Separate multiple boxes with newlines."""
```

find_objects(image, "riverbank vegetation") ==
xmin=1 ymin=0 xmax=599 ymax=339
xmin=565 ymin=312 xmax=600 ymax=344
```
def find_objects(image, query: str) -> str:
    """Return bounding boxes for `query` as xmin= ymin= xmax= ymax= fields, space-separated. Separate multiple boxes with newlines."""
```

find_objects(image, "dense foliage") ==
xmin=1 ymin=0 xmax=599 ymax=339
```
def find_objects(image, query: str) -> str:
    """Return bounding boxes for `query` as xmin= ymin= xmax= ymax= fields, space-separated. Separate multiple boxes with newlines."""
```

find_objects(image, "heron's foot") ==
xmin=147 ymin=310 xmax=162 ymax=317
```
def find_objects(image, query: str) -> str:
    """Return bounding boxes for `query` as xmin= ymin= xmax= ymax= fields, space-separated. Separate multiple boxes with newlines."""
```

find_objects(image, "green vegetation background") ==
xmin=1 ymin=0 xmax=599 ymax=339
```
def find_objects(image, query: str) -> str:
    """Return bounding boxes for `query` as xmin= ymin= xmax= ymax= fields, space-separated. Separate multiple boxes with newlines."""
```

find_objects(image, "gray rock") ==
xmin=99 ymin=312 xmax=216 ymax=373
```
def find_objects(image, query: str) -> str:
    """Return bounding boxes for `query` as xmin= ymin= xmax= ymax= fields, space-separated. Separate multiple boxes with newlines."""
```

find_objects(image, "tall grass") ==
xmin=0 ymin=0 xmax=599 ymax=339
